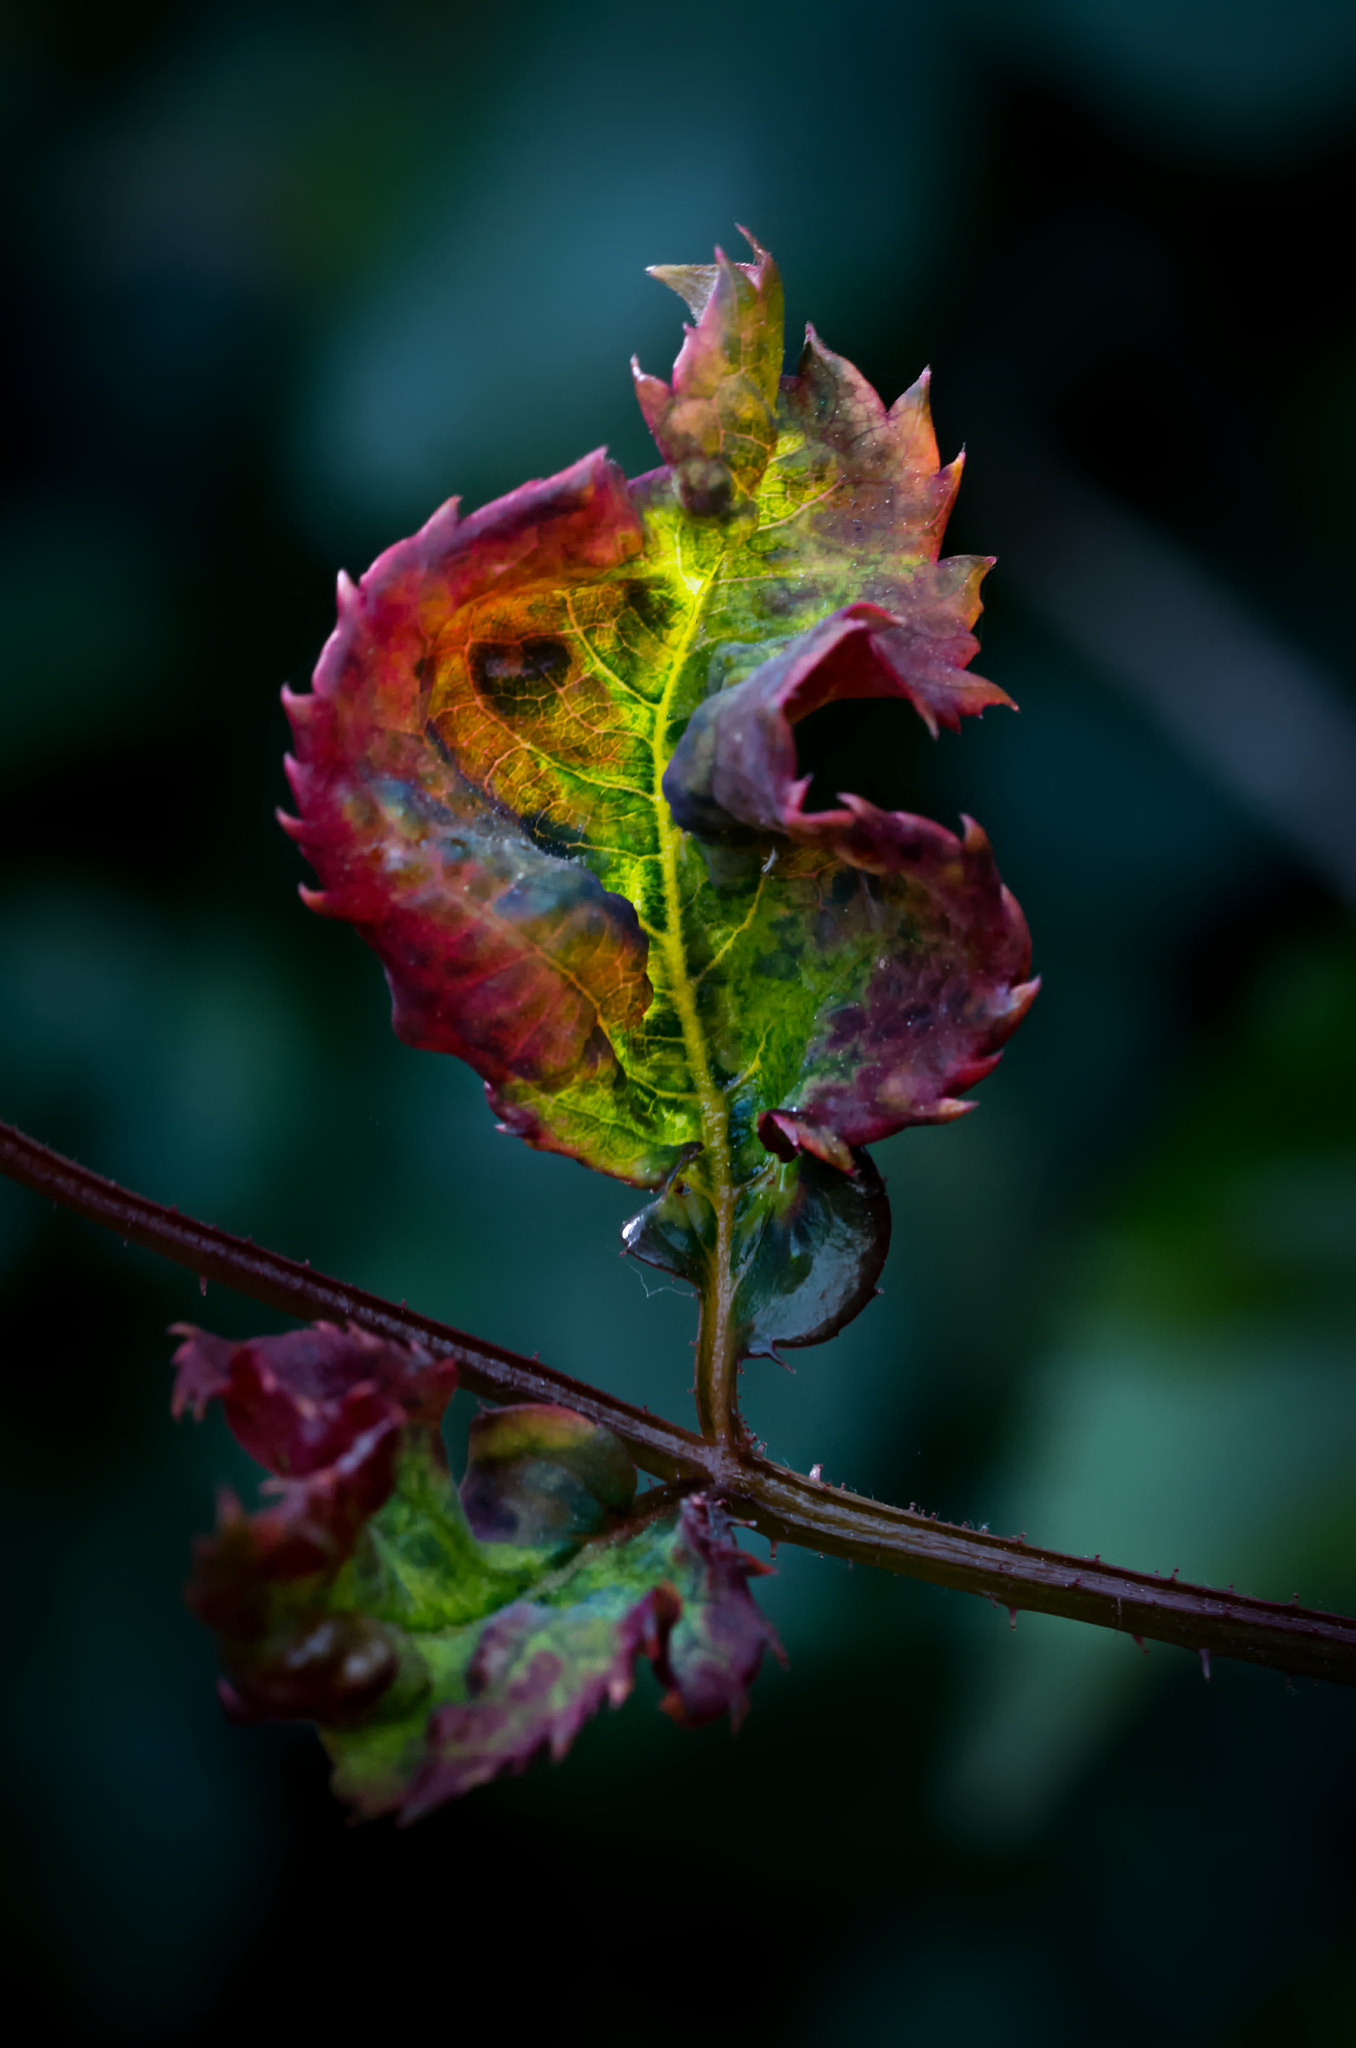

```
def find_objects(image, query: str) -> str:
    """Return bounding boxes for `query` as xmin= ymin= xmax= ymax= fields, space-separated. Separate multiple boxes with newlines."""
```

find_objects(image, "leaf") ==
xmin=281 ymin=230 xmax=1036 ymax=1356
xmin=632 ymin=231 xmax=783 ymax=528
xmin=398 ymin=1584 xmax=679 ymax=1816
xmin=176 ymin=1331 xmax=780 ymax=1818
xmin=459 ymin=1401 xmax=638 ymax=1549
xmin=171 ymin=1321 xmax=458 ymax=1577
xmin=623 ymin=1147 xmax=891 ymax=1358
xmin=399 ymin=1492 xmax=778 ymax=1818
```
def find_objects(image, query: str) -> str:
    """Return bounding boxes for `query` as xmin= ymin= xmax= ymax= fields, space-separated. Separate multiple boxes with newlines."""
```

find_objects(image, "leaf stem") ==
xmin=692 ymin=1232 xmax=742 ymax=1446
xmin=6 ymin=1117 xmax=1356 ymax=1686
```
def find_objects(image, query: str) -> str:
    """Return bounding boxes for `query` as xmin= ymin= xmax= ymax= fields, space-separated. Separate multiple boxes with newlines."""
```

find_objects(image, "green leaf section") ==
xmin=188 ymin=1379 xmax=778 ymax=1822
xmin=325 ymin=1451 xmax=668 ymax=1817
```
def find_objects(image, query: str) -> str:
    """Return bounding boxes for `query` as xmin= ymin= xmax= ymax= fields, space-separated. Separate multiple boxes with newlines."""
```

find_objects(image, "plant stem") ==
xmin=5 ymin=1114 xmax=1356 ymax=1686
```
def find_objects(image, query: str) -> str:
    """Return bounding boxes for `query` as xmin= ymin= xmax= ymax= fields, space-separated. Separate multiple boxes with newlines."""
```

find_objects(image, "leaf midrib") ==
xmin=649 ymin=544 xmax=740 ymax=1433
xmin=650 ymin=552 xmax=728 ymax=1179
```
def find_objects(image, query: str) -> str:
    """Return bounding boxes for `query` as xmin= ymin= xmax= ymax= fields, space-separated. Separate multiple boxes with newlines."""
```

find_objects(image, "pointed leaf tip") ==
xmin=635 ymin=234 xmax=783 ymax=525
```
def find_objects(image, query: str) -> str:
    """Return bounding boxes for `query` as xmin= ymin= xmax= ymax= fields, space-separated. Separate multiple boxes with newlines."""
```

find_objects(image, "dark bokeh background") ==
xmin=3 ymin=2 xmax=1356 ymax=2039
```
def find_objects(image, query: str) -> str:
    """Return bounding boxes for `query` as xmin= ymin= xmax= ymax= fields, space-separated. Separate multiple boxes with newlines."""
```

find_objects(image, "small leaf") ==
xmin=624 ymin=1149 xmax=890 ymax=1359
xmin=633 ymin=228 xmax=783 ymax=527
xmin=732 ymin=1149 xmax=891 ymax=1359
xmin=176 ymin=1329 xmax=780 ymax=1817
xmin=647 ymin=1493 xmax=784 ymax=1728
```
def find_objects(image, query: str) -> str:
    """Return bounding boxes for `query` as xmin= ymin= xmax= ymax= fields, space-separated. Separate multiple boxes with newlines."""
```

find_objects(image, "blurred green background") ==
xmin=3 ymin=0 xmax=1356 ymax=2038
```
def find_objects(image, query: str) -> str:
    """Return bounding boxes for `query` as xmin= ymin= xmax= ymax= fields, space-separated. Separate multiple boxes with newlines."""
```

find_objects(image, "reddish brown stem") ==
xmin=4 ymin=1115 xmax=1355 ymax=1687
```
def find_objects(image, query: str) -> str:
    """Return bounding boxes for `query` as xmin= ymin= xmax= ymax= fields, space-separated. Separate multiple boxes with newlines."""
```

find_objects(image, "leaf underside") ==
xmin=175 ymin=1324 xmax=780 ymax=1821
xmin=281 ymin=229 xmax=1036 ymax=1357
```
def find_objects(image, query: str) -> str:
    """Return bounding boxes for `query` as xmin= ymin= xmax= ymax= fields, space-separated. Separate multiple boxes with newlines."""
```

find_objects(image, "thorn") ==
xmin=1007 ymin=1607 xmax=1018 ymax=1631
xmin=808 ymin=1463 xmax=823 ymax=1482
xmin=1132 ymin=1635 xmax=1147 ymax=1654
xmin=198 ymin=1275 xmax=207 ymax=1297
xmin=1199 ymin=1649 xmax=1211 ymax=1682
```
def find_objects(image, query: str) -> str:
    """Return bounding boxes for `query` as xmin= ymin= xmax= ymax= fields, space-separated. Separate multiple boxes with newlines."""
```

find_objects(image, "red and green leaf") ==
xmin=281 ymin=230 xmax=1036 ymax=1361
xmin=176 ymin=1327 xmax=780 ymax=1819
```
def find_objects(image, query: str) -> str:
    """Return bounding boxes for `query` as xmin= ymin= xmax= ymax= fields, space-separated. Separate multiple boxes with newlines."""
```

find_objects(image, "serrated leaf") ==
xmin=176 ymin=1330 xmax=780 ymax=1817
xmin=282 ymin=231 xmax=1036 ymax=1361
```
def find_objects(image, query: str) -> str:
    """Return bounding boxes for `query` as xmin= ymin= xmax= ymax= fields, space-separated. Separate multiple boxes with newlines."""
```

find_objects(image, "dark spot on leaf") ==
xmin=621 ymin=579 xmax=674 ymax=635
xmin=513 ymin=804 xmax=586 ymax=859
xmin=470 ymin=636 xmax=572 ymax=717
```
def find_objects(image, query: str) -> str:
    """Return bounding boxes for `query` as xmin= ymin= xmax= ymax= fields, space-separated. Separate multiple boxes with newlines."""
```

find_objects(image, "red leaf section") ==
xmin=771 ymin=812 xmax=1038 ymax=1149
xmin=784 ymin=327 xmax=976 ymax=579
xmin=280 ymin=450 xmax=653 ymax=1096
xmin=194 ymin=1515 xmax=403 ymax=1726
xmin=770 ymin=327 xmax=1013 ymax=735
xmin=655 ymin=1495 xmax=784 ymax=1730
xmin=632 ymin=228 xmax=783 ymax=524
xmin=172 ymin=1322 xmax=456 ymax=1577
xmin=175 ymin=1323 xmax=455 ymax=1726
xmin=663 ymin=602 xmax=1010 ymax=846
